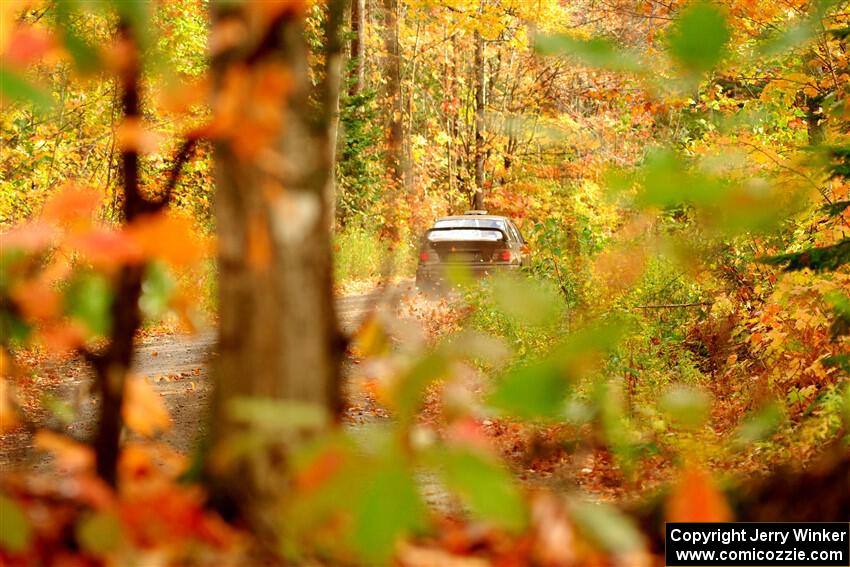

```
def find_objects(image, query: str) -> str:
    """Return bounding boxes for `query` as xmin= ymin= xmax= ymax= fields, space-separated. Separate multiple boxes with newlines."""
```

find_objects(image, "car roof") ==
xmin=434 ymin=215 xmax=512 ymax=222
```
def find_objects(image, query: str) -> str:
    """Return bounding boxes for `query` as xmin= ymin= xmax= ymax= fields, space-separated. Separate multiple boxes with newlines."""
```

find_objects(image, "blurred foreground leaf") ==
xmin=492 ymin=274 xmax=561 ymax=327
xmin=535 ymin=34 xmax=643 ymax=73
xmin=569 ymin=499 xmax=642 ymax=554
xmin=0 ymin=67 xmax=54 ymax=110
xmin=666 ymin=1 xmax=730 ymax=74
xmin=352 ymin=459 xmax=427 ymax=564
xmin=428 ymin=447 xmax=526 ymax=531
xmin=660 ymin=385 xmax=710 ymax=430
xmin=490 ymin=321 xmax=626 ymax=419
xmin=489 ymin=360 xmax=567 ymax=419
xmin=0 ymin=493 xmax=31 ymax=552
xmin=76 ymin=511 xmax=123 ymax=555
xmin=734 ymin=402 xmax=784 ymax=447
xmin=228 ymin=398 xmax=329 ymax=434
xmin=64 ymin=272 xmax=113 ymax=337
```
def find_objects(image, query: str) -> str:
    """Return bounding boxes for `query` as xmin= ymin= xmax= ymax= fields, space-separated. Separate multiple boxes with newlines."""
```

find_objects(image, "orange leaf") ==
xmin=666 ymin=466 xmax=731 ymax=522
xmin=37 ymin=322 xmax=86 ymax=356
xmin=115 ymin=117 xmax=162 ymax=154
xmin=128 ymin=213 xmax=208 ymax=267
xmin=10 ymin=279 xmax=60 ymax=321
xmin=3 ymin=25 xmax=55 ymax=67
xmin=34 ymin=430 xmax=95 ymax=472
xmin=0 ymin=221 xmax=56 ymax=252
xmin=0 ymin=378 xmax=20 ymax=433
xmin=69 ymin=227 xmax=144 ymax=268
xmin=123 ymin=376 xmax=171 ymax=437
xmin=42 ymin=183 xmax=100 ymax=230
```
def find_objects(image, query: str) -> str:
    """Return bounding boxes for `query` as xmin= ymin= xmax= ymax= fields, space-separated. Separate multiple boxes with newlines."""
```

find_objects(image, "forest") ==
xmin=0 ymin=0 xmax=848 ymax=565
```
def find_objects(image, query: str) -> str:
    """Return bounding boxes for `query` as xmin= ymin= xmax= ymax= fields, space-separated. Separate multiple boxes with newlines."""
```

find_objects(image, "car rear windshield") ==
xmin=427 ymin=229 xmax=504 ymax=242
xmin=433 ymin=218 xmax=507 ymax=230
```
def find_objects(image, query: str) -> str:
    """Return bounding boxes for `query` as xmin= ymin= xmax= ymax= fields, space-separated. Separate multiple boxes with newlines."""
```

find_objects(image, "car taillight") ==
xmin=497 ymin=249 xmax=512 ymax=262
xmin=419 ymin=250 xmax=432 ymax=262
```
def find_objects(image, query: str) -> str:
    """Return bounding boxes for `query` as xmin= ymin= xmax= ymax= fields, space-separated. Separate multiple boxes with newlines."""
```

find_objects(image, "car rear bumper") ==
xmin=416 ymin=263 xmax=520 ymax=287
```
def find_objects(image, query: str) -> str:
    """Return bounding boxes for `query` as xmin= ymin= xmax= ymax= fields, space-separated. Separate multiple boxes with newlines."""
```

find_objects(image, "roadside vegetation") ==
xmin=0 ymin=0 xmax=848 ymax=565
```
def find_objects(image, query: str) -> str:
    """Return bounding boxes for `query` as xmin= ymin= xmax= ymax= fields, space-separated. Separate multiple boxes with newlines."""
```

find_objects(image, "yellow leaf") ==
xmin=353 ymin=315 xmax=390 ymax=357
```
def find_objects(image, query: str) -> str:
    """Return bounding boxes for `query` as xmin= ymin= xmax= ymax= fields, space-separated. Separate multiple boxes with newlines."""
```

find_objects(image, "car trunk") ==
xmin=423 ymin=228 xmax=510 ymax=264
xmin=427 ymin=240 xmax=506 ymax=263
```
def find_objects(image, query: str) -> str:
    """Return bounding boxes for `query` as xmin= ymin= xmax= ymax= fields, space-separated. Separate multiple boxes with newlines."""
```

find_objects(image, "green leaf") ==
xmin=492 ymin=274 xmax=561 ymax=327
xmin=734 ymin=402 xmax=784 ymax=446
xmin=569 ymin=499 xmax=642 ymax=554
xmin=227 ymin=398 xmax=329 ymax=434
xmin=759 ymin=239 xmax=850 ymax=272
xmin=41 ymin=393 xmax=75 ymax=424
xmin=351 ymin=460 xmax=427 ymax=564
xmin=826 ymin=292 xmax=850 ymax=338
xmin=490 ymin=321 xmax=626 ymax=420
xmin=659 ymin=384 xmax=710 ymax=430
xmin=395 ymin=353 xmax=449 ymax=425
xmin=0 ymin=67 xmax=53 ymax=110
xmin=0 ymin=493 xmax=31 ymax=552
xmin=55 ymin=1 xmax=102 ymax=73
xmin=429 ymin=447 xmax=526 ymax=532
xmin=666 ymin=1 xmax=730 ymax=74
xmin=65 ymin=272 xmax=113 ymax=337
xmin=110 ymin=0 xmax=154 ymax=52
xmin=140 ymin=261 xmax=175 ymax=319
xmin=535 ymin=34 xmax=643 ymax=73
xmin=489 ymin=360 xmax=568 ymax=419
xmin=758 ymin=0 xmax=844 ymax=55
xmin=821 ymin=200 xmax=850 ymax=216
xmin=824 ymin=354 xmax=850 ymax=373
xmin=76 ymin=511 xmax=123 ymax=555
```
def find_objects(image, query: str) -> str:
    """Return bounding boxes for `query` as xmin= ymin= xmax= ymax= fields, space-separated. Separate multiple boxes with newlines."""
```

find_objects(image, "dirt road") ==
xmin=0 ymin=282 xmax=418 ymax=472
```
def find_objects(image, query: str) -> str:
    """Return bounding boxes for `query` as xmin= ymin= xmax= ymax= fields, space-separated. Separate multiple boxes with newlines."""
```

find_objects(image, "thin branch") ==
xmin=633 ymin=301 xmax=713 ymax=309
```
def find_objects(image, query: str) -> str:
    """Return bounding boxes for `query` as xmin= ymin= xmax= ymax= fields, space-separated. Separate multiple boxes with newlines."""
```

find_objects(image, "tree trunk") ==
xmin=349 ymin=0 xmax=365 ymax=96
xmin=327 ymin=1 xmax=345 ymax=229
xmin=472 ymin=22 xmax=485 ymax=210
xmin=383 ymin=0 xmax=404 ymax=190
xmin=208 ymin=0 xmax=345 ymax=527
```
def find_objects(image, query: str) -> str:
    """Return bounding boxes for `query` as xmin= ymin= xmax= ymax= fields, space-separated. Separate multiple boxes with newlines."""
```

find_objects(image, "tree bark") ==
xmin=383 ymin=0 xmax=404 ymax=191
xmin=208 ymin=0 xmax=345 ymax=527
xmin=349 ymin=0 xmax=365 ymax=96
xmin=472 ymin=21 xmax=485 ymax=210
xmin=326 ymin=1 xmax=345 ymax=228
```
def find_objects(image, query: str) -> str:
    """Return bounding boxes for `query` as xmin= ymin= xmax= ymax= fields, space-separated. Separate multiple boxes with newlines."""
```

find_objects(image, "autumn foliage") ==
xmin=1 ymin=0 xmax=849 ymax=565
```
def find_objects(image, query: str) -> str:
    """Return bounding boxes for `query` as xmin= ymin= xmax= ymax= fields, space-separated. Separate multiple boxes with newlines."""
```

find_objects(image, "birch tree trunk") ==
xmin=472 ymin=23 xmax=486 ymax=210
xmin=383 ymin=0 xmax=404 ymax=191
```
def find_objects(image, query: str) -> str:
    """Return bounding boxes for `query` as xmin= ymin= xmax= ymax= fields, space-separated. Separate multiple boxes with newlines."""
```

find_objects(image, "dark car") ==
xmin=415 ymin=211 xmax=530 ymax=290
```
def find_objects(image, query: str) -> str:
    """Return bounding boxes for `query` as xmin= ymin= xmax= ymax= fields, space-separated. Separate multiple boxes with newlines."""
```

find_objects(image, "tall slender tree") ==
xmin=472 ymin=22 xmax=485 ymax=210
xmin=383 ymin=0 xmax=404 ymax=192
